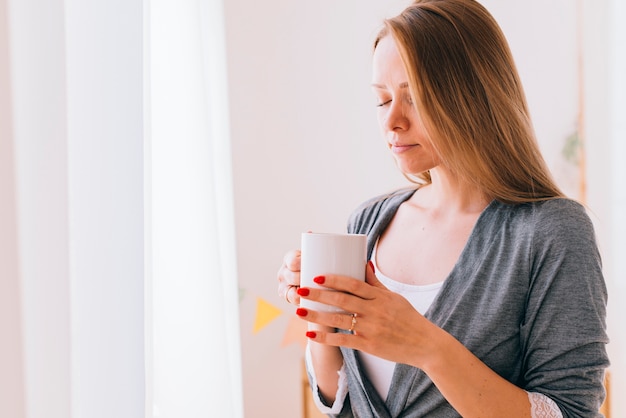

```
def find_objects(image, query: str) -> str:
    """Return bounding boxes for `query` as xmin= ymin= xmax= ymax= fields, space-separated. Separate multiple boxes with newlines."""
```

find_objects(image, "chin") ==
xmin=395 ymin=161 xmax=430 ymax=175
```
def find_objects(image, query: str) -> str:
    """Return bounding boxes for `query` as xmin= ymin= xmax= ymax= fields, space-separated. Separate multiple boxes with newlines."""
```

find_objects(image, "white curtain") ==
xmin=1 ymin=0 xmax=145 ymax=417
xmin=146 ymin=0 xmax=243 ymax=417
xmin=0 ymin=0 xmax=242 ymax=416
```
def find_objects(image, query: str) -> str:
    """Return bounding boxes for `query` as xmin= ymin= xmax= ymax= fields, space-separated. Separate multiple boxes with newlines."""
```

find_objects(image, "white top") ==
xmin=358 ymin=239 xmax=443 ymax=401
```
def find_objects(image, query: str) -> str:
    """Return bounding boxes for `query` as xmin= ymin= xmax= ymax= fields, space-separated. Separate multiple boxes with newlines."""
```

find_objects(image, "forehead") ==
xmin=372 ymin=35 xmax=408 ymax=86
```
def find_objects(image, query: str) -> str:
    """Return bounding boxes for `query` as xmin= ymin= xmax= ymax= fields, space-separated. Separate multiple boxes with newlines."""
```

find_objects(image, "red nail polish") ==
xmin=368 ymin=260 xmax=375 ymax=272
xmin=297 ymin=287 xmax=310 ymax=296
xmin=313 ymin=276 xmax=325 ymax=284
xmin=296 ymin=308 xmax=308 ymax=317
xmin=306 ymin=331 xmax=316 ymax=338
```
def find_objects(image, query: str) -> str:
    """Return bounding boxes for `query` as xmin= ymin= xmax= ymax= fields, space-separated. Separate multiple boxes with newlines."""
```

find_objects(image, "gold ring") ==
xmin=348 ymin=313 xmax=358 ymax=334
xmin=284 ymin=285 xmax=296 ymax=304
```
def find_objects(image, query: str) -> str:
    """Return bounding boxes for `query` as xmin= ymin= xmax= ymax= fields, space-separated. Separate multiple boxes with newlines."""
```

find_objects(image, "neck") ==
xmin=413 ymin=167 xmax=490 ymax=215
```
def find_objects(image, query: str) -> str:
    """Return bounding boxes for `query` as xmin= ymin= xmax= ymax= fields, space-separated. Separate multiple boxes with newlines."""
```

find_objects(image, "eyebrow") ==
xmin=371 ymin=82 xmax=409 ymax=89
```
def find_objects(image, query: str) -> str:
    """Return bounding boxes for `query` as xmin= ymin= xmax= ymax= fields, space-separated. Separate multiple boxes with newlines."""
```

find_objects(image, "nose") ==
xmin=382 ymin=99 xmax=409 ymax=132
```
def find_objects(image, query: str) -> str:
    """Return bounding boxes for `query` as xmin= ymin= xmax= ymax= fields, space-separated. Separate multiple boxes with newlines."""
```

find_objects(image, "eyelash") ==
xmin=375 ymin=97 xmax=413 ymax=108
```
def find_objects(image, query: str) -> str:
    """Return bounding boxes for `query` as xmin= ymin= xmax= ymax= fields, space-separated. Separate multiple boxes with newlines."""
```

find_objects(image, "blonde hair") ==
xmin=375 ymin=0 xmax=564 ymax=204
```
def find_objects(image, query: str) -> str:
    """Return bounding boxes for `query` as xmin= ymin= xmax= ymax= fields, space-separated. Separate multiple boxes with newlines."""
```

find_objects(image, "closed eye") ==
xmin=376 ymin=99 xmax=392 ymax=107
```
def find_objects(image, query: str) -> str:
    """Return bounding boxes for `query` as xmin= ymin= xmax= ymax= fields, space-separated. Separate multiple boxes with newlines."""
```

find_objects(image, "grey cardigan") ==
xmin=321 ymin=188 xmax=609 ymax=417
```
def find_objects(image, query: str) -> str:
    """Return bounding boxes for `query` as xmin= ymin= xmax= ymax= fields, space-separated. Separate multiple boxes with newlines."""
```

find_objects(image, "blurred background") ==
xmin=1 ymin=0 xmax=623 ymax=417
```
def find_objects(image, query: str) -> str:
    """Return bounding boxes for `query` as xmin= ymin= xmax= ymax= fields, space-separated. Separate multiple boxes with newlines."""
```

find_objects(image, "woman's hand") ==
xmin=296 ymin=262 xmax=441 ymax=368
xmin=297 ymin=264 xmax=534 ymax=416
xmin=277 ymin=249 xmax=302 ymax=305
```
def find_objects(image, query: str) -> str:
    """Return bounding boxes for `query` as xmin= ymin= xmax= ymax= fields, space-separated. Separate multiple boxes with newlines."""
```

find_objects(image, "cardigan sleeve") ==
xmin=520 ymin=199 xmax=609 ymax=417
xmin=304 ymin=343 xmax=349 ymax=415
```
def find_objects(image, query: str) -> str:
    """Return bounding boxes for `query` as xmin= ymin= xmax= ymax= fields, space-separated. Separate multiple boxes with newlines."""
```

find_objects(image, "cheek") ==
xmin=376 ymin=109 xmax=388 ymax=133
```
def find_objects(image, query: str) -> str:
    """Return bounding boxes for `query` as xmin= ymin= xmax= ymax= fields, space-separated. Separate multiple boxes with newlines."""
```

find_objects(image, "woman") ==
xmin=277 ymin=0 xmax=609 ymax=416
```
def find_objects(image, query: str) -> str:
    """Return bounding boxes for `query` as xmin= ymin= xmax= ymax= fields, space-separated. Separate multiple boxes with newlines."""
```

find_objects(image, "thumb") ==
xmin=365 ymin=260 xmax=386 ymax=289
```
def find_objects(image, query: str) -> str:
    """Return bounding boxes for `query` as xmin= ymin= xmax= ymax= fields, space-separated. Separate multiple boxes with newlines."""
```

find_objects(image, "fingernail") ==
xmin=306 ymin=331 xmax=316 ymax=338
xmin=368 ymin=260 xmax=375 ymax=272
xmin=297 ymin=287 xmax=310 ymax=296
xmin=313 ymin=276 xmax=325 ymax=284
xmin=296 ymin=308 xmax=308 ymax=317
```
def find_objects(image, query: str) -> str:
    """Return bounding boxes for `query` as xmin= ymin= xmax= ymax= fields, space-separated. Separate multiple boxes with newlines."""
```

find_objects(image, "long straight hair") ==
xmin=375 ymin=0 xmax=564 ymax=204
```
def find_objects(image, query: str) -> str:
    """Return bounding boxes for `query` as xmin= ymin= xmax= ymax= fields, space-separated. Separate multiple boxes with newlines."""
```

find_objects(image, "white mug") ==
xmin=300 ymin=232 xmax=367 ymax=313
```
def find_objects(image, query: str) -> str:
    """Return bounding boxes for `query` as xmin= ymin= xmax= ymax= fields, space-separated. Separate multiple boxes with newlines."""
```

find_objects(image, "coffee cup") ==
xmin=300 ymin=232 xmax=367 ymax=313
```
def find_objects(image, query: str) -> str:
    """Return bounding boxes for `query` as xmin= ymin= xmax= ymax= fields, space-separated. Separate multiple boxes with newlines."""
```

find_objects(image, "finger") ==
xmin=311 ymin=273 xmax=376 ymax=300
xmin=304 ymin=328 xmax=360 ymax=350
xmin=277 ymin=250 xmax=301 ymax=288
xmin=365 ymin=260 xmax=386 ymax=289
xmin=278 ymin=283 xmax=300 ymax=305
xmin=279 ymin=265 xmax=301 ymax=287
xmin=296 ymin=306 xmax=355 ymax=332
xmin=278 ymin=250 xmax=304 ymax=305
xmin=298 ymin=287 xmax=366 ymax=316
xmin=283 ymin=249 xmax=301 ymax=271
xmin=285 ymin=285 xmax=300 ymax=305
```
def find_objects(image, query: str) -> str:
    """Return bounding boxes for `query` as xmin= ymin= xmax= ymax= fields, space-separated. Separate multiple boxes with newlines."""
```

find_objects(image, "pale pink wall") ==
xmin=224 ymin=1 xmax=409 ymax=416
xmin=223 ymin=1 xmax=605 ymax=417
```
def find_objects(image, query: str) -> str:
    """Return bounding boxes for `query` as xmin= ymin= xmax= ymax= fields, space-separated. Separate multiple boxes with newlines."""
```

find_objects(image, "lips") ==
xmin=389 ymin=142 xmax=419 ymax=154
